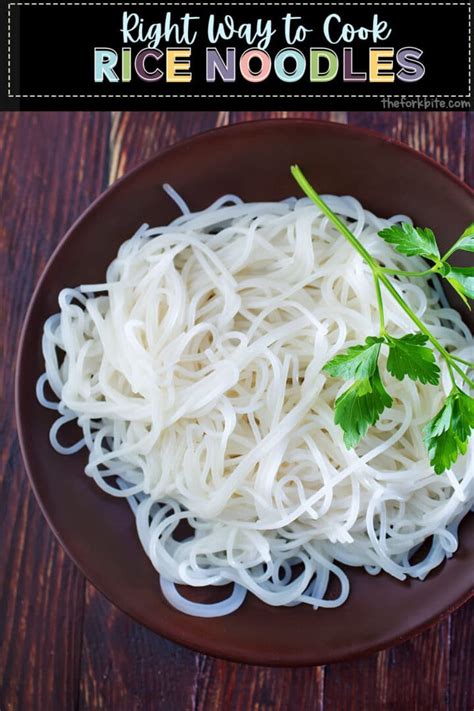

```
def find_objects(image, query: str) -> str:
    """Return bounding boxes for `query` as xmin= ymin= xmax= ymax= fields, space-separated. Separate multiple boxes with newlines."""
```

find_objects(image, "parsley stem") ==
xmin=291 ymin=166 xmax=377 ymax=269
xmin=446 ymin=360 xmax=458 ymax=388
xmin=451 ymin=362 xmax=474 ymax=388
xmin=441 ymin=235 xmax=466 ymax=262
xmin=451 ymin=354 xmax=474 ymax=368
xmin=374 ymin=276 xmax=385 ymax=334
xmin=291 ymin=165 xmax=474 ymax=391
xmin=381 ymin=267 xmax=435 ymax=278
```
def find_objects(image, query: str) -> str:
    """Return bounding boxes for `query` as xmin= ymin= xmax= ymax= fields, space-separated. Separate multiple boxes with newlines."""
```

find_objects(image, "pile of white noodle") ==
xmin=38 ymin=188 xmax=474 ymax=617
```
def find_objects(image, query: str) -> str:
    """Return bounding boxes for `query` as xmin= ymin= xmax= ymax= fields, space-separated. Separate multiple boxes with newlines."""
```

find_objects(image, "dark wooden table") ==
xmin=1 ymin=111 xmax=473 ymax=711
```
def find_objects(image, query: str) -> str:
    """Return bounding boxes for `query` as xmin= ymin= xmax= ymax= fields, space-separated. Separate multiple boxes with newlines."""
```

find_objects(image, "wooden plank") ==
xmin=376 ymin=623 xmax=450 ymax=710
xmin=448 ymin=600 xmax=474 ymax=711
xmin=77 ymin=109 xmax=472 ymax=711
xmin=324 ymin=655 xmax=379 ymax=711
xmin=78 ymin=584 xmax=199 ymax=711
xmin=456 ymin=124 xmax=474 ymax=703
xmin=0 ymin=112 xmax=110 ymax=711
xmin=2 ymin=110 xmax=471 ymax=711
xmin=347 ymin=111 xmax=467 ymax=179
xmin=77 ymin=110 xmax=229 ymax=711
xmin=230 ymin=110 xmax=347 ymax=123
xmin=195 ymin=659 xmax=324 ymax=711
xmin=108 ymin=111 xmax=228 ymax=183
xmin=78 ymin=109 xmax=332 ymax=711
xmin=465 ymin=111 xmax=473 ymax=187
xmin=322 ymin=617 xmax=451 ymax=711
xmin=322 ymin=110 xmax=469 ymax=711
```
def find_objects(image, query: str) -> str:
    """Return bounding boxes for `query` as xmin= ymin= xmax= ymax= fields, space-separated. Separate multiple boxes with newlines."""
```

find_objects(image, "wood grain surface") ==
xmin=1 ymin=111 xmax=473 ymax=711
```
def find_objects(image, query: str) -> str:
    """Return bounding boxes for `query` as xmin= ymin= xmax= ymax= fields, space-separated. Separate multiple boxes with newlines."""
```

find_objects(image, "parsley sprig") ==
xmin=378 ymin=221 xmax=474 ymax=306
xmin=291 ymin=165 xmax=474 ymax=474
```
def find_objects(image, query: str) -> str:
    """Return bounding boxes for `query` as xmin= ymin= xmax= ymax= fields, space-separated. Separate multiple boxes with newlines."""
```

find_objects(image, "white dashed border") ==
xmin=6 ymin=2 xmax=472 ymax=99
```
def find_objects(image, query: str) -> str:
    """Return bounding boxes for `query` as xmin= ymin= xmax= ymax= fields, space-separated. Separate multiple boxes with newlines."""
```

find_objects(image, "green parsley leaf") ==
xmin=386 ymin=333 xmax=440 ymax=385
xmin=445 ymin=266 xmax=474 ymax=309
xmin=334 ymin=368 xmax=393 ymax=448
xmin=425 ymin=428 xmax=468 ymax=475
xmin=451 ymin=224 xmax=474 ymax=254
xmin=378 ymin=223 xmax=440 ymax=261
xmin=323 ymin=337 xmax=383 ymax=381
xmin=446 ymin=266 xmax=474 ymax=303
xmin=452 ymin=389 xmax=474 ymax=441
xmin=423 ymin=388 xmax=474 ymax=474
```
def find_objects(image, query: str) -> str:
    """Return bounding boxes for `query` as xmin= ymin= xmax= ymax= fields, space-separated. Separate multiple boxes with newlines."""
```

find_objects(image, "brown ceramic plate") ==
xmin=16 ymin=120 xmax=474 ymax=666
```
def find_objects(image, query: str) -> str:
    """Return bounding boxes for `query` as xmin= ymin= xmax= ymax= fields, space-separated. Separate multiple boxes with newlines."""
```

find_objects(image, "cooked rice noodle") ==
xmin=38 ymin=189 xmax=474 ymax=617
